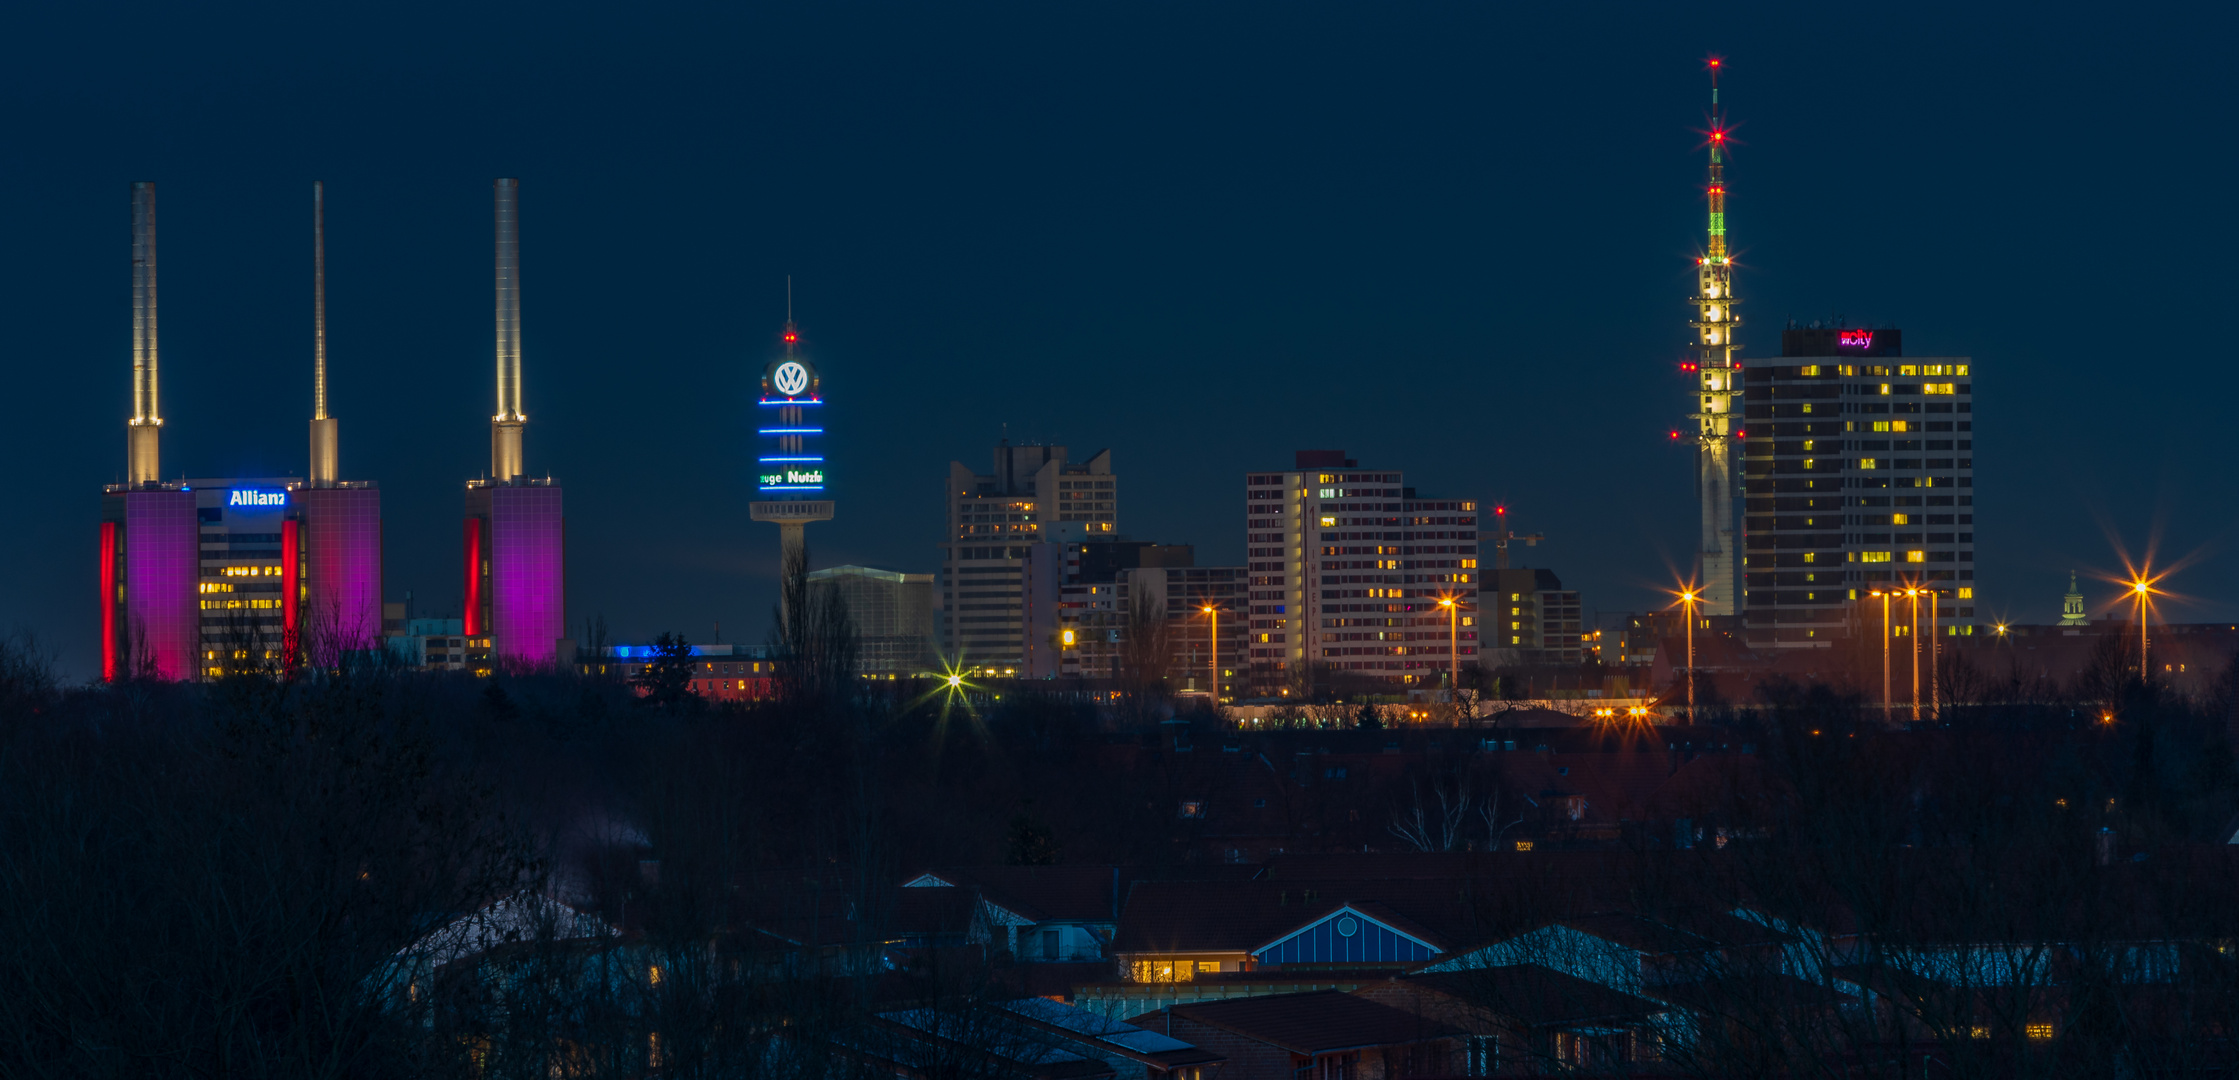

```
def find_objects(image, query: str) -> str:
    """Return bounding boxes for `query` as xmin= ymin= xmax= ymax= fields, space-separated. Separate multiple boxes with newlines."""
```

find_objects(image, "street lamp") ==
xmin=1869 ymin=589 xmax=1891 ymax=722
xmin=1904 ymin=588 xmax=1922 ymax=722
xmin=1921 ymin=587 xmax=1940 ymax=721
xmin=1675 ymin=588 xmax=1700 ymax=723
xmin=2131 ymin=578 xmax=2152 ymax=681
xmin=1201 ymin=604 xmax=1219 ymax=703
xmin=1438 ymin=596 xmax=1460 ymax=704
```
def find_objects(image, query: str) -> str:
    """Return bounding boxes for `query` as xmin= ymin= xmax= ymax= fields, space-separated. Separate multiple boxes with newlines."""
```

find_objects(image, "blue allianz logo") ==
xmin=228 ymin=489 xmax=287 ymax=508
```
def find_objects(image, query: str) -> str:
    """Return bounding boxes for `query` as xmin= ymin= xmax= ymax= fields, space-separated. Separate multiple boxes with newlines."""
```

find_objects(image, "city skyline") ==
xmin=4 ymin=3 xmax=2234 ymax=678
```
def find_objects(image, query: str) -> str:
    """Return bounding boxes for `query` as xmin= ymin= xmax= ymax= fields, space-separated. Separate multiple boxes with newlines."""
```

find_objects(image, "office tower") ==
xmin=1686 ymin=60 xmax=1742 ymax=616
xmin=1739 ymin=326 xmax=1976 ymax=647
xmin=750 ymin=294 xmax=834 ymax=595
xmin=940 ymin=442 xmax=1114 ymax=668
xmin=1242 ymin=451 xmax=1480 ymax=691
xmin=807 ymin=565 xmax=935 ymax=674
xmin=464 ymin=179 xmax=566 ymax=668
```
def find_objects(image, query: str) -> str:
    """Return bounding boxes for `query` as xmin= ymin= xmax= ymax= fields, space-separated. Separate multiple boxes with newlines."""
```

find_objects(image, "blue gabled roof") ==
xmin=1253 ymin=904 xmax=1442 ymax=967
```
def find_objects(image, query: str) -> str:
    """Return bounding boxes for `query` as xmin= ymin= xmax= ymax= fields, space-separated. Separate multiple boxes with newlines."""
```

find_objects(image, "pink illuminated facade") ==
xmin=106 ymin=489 xmax=199 ymax=680
xmin=297 ymin=485 xmax=383 ymax=661
xmin=466 ymin=483 xmax=565 ymax=666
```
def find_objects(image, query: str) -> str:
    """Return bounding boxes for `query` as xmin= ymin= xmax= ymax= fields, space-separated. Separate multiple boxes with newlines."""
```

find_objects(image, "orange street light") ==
xmin=1674 ymin=588 xmax=1700 ymax=723
xmin=1869 ymin=589 xmax=1892 ymax=722
xmin=2131 ymin=578 xmax=2152 ymax=680
xmin=1438 ymin=595 xmax=1460 ymax=702
xmin=1201 ymin=604 xmax=1219 ymax=702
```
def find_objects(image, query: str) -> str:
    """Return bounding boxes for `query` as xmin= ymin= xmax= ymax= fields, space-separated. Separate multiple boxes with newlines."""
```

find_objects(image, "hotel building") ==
xmin=940 ymin=442 xmax=1115 ymax=668
xmin=1243 ymin=451 xmax=1480 ymax=690
xmin=1740 ymin=327 xmax=1976 ymax=647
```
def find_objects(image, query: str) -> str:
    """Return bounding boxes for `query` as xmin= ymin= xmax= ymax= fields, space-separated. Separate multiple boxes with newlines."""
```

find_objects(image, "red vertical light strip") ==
xmin=282 ymin=518 xmax=301 ymax=669
xmin=99 ymin=522 xmax=118 ymax=682
xmin=463 ymin=517 xmax=484 ymax=637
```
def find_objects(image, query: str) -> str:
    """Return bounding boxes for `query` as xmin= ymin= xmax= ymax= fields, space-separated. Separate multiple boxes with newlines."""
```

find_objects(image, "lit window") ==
xmin=1957 ymin=587 xmax=1974 ymax=599
xmin=1899 ymin=365 xmax=1919 ymax=376
xmin=1891 ymin=513 xmax=1910 ymax=524
xmin=1923 ymin=383 xmax=1956 ymax=394
xmin=1906 ymin=551 xmax=1927 ymax=563
xmin=648 ymin=965 xmax=663 ymax=987
xmin=1799 ymin=365 xmax=1820 ymax=376
xmin=1858 ymin=459 xmax=1879 ymax=469
xmin=2026 ymin=1022 xmax=2054 ymax=1040
xmin=1859 ymin=551 xmax=1893 ymax=563
xmin=1956 ymin=365 xmax=1970 ymax=375
xmin=1319 ymin=516 xmax=1336 ymax=527
xmin=1514 ymin=840 xmax=1533 ymax=852
xmin=1878 ymin=384 xmax=1891 ymax=395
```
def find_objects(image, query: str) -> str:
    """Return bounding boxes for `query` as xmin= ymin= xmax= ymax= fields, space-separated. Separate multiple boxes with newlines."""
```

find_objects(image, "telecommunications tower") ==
xmin=1689 ymin=58 xmax=1741 ymax=616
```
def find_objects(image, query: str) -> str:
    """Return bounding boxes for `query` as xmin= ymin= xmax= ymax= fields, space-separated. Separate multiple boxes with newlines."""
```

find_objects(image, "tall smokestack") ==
xmin=309 ymin=181 xmax=339 ymax=485
xmin=491 ymin=177 xmax=524 ymax=480
xmin=128 ymin=181 xmax=161 ymax=485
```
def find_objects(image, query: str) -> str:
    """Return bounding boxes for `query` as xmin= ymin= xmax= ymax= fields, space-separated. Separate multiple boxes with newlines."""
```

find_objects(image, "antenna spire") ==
xmin=782 ymin=275 xmax=798 ymax=355
xmin=1687 ymin=56 xmax=1741 ymax=618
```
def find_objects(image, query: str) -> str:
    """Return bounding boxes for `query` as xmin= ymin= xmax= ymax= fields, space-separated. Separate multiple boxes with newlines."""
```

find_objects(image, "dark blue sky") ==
xmin=5 ymin=2 xmax=2235 ymax=679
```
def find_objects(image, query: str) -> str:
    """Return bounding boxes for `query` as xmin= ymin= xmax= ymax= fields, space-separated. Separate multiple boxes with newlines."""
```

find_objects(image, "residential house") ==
xmin=1126 ymin=990 xmax=1463 ymax=1080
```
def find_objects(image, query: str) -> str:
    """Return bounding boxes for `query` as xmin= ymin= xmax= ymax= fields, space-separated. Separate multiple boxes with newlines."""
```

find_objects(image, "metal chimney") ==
xmin=308 ymin=181 xmax=339 ymax=485
xmin=127 ymin=181 xmax=161 ymax=485
xmin=490 ymin=178 xmax=524 ymax=480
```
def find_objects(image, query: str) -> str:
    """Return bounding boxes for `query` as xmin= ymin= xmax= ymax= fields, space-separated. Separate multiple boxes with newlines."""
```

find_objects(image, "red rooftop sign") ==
xmin=1838 ymin=330 xmax=1874 ymax=351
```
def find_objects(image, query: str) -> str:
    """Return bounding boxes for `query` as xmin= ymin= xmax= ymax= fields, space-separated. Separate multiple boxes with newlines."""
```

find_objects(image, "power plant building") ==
xmin=463 ymin=178 xmax=566 ymax=668
xmin=100 ymin=181 xmax=382 ymax=681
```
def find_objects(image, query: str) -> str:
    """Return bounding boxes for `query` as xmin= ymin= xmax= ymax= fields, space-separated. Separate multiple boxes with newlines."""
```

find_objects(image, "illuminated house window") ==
xmin=2026 ymin=1022 xmax=2054 ymax=1040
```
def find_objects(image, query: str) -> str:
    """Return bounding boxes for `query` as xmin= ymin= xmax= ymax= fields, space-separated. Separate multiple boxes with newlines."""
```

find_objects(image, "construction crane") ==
xmin=1488 ymin=506 xmax=1543 ymax=570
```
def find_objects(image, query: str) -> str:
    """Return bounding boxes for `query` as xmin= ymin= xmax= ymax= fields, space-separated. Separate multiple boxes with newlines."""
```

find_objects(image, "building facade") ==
xmin=1243 ymin=451 xmax=1480 ymax=691
xmin=1483 ymin=568 xmax=1584 ymax=665
xmin=808 ymin=565 xmax=935 ymax=674
xmin=1740 ymin=327 xmax=1976 ymax=648
xmin=941 ymin=442 xmax=1116 ymax=668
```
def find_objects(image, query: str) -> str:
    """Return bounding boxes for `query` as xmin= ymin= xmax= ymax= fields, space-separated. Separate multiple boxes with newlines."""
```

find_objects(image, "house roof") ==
xmin=995 ymin=997 xmax=1225 ymax=1069
xmin=1555 ymin=913 xmax=1717 ymax=955
xmin=1391 ymin=965 xmax=1667 ymax=1028
xmin=1140 ymin=990 xmax=1464 ymax=1054
xmin=872 ymin=1010 xmax=1116 ymax=1080
xmin=1113 ymin=879 xmax=1509 ymax=958
xmin=908 ymin=866 xmax=1122 ymax=924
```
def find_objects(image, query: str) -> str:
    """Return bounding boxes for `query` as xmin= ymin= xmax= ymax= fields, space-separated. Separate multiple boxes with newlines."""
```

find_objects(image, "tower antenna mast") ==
xmin=1688 ymin=56 xmax=1741 ymax=617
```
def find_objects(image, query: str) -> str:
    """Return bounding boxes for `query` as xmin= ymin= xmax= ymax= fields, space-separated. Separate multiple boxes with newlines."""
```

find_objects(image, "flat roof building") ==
xmin=941 ymin=441 xmax=1115 ymax=668
xmin=1740 ymin=327 xmax=1976 ymax=648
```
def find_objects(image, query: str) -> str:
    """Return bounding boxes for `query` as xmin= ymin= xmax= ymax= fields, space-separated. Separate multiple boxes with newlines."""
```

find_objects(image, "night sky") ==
xmin=5 ymin=2 xmax=2235 ymax=680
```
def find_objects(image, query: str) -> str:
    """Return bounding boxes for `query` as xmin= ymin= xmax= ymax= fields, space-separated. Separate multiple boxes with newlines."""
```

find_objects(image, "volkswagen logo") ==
xmin=772 ymin=360 xmax=810 ymax=397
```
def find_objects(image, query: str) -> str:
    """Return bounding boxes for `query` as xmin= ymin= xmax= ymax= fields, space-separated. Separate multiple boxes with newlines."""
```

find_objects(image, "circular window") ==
xmin=1335 ymin=916 xmax=1359 ymax=938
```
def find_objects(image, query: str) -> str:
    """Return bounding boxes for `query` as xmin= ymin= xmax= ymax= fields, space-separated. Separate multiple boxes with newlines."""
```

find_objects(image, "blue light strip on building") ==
xmin=761 ymin=485 xmax=826 ymax=491
xmin=758 ymin=428 xmax=824 ymax=435
xmin=758 ymin=398 xmax=823 ymax=406
xmin=758 ymin=457 xmax=826 ymax=463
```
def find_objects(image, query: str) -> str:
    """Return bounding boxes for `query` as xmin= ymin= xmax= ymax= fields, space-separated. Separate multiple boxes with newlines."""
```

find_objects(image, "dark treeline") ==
xmin=4 ymin=619 xmax=2239 ymax=1078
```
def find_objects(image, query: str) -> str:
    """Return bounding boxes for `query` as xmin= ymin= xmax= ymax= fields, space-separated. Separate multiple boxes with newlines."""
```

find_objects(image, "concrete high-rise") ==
xmin=1243 ymin=451 xmax=1480 ymax=691
xmin=464 ymin=179 xmax=565 ymax=668
xmin=1739 ymin=327 xmax=1976 ymax=647
xmin=940 ymin=442 xmax=1114 ymax=668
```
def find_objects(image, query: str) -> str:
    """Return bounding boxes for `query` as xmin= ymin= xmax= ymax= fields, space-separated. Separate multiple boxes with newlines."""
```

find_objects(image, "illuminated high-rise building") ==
xmin=1687 ymin=58 xmax=1742 ymax=617
xmin=1242 ymin=451 xmax=1479 ymax=691
xmin=1740 ymin=327 xmax=1976 ymax=647
xmin=940 ymin=442 xmax=1115 ymax=668
xmin=464 ymin=178 xmax=566 ymax=668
